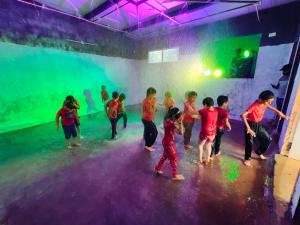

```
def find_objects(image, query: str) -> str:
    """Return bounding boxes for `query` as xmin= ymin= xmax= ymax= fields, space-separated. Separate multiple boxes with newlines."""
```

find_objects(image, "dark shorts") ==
xmin=62 ymin=124 xmax=77 ymax=139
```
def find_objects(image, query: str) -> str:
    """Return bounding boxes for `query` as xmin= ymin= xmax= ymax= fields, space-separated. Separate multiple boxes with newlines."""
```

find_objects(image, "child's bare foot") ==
xmin=155 ymin=169 xmax=163 ymax=175
xmin=203 ymin=160 xmax=209 ymax=166
xmin=184 ymin=145 xmax=193 ymax=150
xmin=67 ymin=145 xmax=73 ymax=150
xmin=145 ymin=146 xmax=155 ymax=152
xmin=244 ymin=160 xmax=252 ymax=167
xmin=197 ymin=161 xmax=203 ymax=166
xmin=210 ymin=157 xmax=214 ymax=161
xmin=172 ymin=174 xmax=185 ymax=181
xmin=215 ymin=152 xmax=221 ymax=156
xmin=74 ymin=143 xmax=81 ymax=147
xmin=259 ymin=154 xmax=267 ymax=160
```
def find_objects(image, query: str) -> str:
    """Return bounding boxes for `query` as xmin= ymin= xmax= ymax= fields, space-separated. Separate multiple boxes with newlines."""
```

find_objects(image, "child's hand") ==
xmin=247 ymin=128 xmax=256 ymax=137
xmin=227 ymin=127 xmax=232 ymax=132
xmin=278 ymin=112 xmax=288 ymax=120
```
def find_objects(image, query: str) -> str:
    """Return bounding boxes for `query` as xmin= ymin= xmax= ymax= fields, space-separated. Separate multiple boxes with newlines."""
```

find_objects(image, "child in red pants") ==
xmin=155 ymin=107 xmax=184 ymax=181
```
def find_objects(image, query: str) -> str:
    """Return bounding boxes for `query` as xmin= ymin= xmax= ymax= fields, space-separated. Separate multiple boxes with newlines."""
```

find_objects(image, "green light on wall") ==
xmin=244 ymin=50 xmax=250 ymax=58
xmin=214 ymin=69 xmax=223 ymax=77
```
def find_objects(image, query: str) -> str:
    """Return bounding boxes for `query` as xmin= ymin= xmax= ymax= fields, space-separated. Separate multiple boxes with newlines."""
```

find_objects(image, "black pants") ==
xmin=142 ymin=119 xmax=158 ymax=147
xmin=183 ymin=122 xmax=194 ymax=145
xmin=109 ymin=118 xmax=117 ymax=139
xmin=211 ymin=128 xmax=224 ymax=156
xmin=245 ymin=121 xmax=272 ymax=160
xmin=117 ymin=112 xmax=127 ymax=128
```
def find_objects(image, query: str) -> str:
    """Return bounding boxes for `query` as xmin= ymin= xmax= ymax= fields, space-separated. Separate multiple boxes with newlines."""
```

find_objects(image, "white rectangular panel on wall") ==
xmin=148 ymin=50 xmax=162 ymax=63
xmin=163 ymin=48 xmax=179 ymax=62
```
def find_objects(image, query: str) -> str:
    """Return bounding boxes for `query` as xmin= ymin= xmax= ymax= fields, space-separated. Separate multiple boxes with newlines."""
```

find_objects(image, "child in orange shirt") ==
xmin=183 ymin=91 xmax=198 ymax=149
xmin=117 ymin=93 xmax=127 ymax=128
xmin=142 ymin=87 xmax=158 ymax=152
xmin=105 ymin=91 xmax=119 ymax=139
xmin=101 ymin=85 xmax=109 ymax=103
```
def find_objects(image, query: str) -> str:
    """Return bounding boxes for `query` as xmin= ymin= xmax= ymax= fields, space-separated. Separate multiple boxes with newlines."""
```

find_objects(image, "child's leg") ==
xmin=183 ymin=122 xmax=193 ymax=146
xmin=155 ymin=152 xmax=168 ymax=172
xmin=256 ymin=124 xmax=272 ymax=157
xmin=213 ymin=128 xmax=224 ymax=155
xmin=70 ymin=124 xmax=80 ymax=146
xmin=245 ymin=125 xmax=255 ymax=161
xmin=148 ymin=121 xmax=158 ymax=147
xmin=168 ymin=147 xmax=178 ymax=178
xmin=142 ymin=119 xmax=151 ymax=146
xmin=123 ymin=113 xmax=127 ymax=128
xmin=110 ymin=118 xmax=117 ymax=139
xmin=205 ymin=143 xmax=213 ymax=163
xmin=66 ymin=138 xmax=71 ymax=148
xmin=62 ymin=125 xmax=72 ymax=148
xmin=198 ymin=142 xmax=205 ymax=163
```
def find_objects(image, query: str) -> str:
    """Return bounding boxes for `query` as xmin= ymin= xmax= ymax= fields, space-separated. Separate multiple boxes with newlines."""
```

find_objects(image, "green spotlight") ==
xmin=204 ymin=69 xmax=211 ymax=76
xmin=214 ymin=69 xmax=223 ymax=77
xmin=244 ymin=50 xmax=250 ymax=58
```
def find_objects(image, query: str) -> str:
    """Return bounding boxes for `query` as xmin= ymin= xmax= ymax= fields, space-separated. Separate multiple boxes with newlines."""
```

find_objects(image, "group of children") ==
xmin=56 ymin=85 xmax=127 ymax=149
xmin=55 ymin=85 xmax=288 ymax=181
xmin=140 ymin=87 xmax=288 ymax=181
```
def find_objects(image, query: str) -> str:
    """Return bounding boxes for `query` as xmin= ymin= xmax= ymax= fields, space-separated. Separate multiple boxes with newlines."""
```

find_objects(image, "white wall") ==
xmin=279 ymin=62 xmax=300 ymax=160
xmin=138 ymin=44 xmax=293 ymax=119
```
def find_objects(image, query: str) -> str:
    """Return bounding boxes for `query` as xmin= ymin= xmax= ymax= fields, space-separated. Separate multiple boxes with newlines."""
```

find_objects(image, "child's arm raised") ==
xmin=241 ymin=111 xmax=256 ymax=137
xmin=267 ymin=104 xmax=288 ymax=120
xmin=73 ymin=100 xmax=80 ymax=109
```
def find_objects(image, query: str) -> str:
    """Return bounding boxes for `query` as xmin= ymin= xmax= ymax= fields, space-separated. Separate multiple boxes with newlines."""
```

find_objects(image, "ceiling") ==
xmin=18 ymin=0 xmax=297 ymax=38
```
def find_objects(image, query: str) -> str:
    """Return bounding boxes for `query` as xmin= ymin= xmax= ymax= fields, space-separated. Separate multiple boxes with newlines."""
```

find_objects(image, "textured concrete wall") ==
xmin=0 ymin=0 xmax=139 ymax=59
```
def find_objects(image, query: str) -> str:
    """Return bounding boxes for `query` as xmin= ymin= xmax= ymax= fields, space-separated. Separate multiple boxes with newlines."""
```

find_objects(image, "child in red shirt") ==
xmin=211 ymin=95 xmax=231 ymax=158
xmin=142 ymin=87 xmax=158 ymax=152
xmin=183 ymin=91 xmax=198 ymax=149
xmin=101 ymin=85 xmax=109 ymax=103
xmin=63 ymin=96 xmax=81 ymax=138
xmin=241 ymin=90 xmax=288 ymax=167
xmin=56 ymin=100 xmax=80 ymax=149
xmin=117 ymin=93 xmax=127 ymax=128
xmin=193 ymin=97 xmax=218 ymax=165
xmin=155 ymin=107 xmax=184 ymax=181
xmin=105 ymin=91 xmax=119 ymax=139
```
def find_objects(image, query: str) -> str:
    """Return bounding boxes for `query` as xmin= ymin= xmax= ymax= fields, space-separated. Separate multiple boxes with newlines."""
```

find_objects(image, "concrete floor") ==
xmin=0 ymin=106 xmax=294 ymax=225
